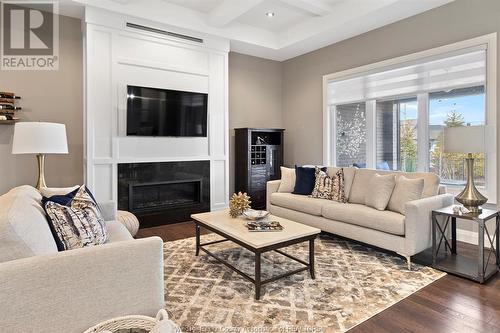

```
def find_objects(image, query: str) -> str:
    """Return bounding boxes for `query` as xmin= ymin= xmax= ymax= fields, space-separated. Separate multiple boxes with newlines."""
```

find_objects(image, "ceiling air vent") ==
xmin=126 ymin=22 xmax=203 ymax=43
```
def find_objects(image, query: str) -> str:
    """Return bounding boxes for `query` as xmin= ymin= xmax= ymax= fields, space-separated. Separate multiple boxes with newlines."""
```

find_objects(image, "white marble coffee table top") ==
xmin=191 ymin=209 xmax=321 ymax=249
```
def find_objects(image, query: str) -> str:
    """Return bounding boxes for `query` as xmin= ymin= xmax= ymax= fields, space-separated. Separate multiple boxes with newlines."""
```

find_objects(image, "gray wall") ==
xmin=228 ymin=52 xmax=283 ymax=194
xmin=0 ymin=15 xmax=83 ymax=194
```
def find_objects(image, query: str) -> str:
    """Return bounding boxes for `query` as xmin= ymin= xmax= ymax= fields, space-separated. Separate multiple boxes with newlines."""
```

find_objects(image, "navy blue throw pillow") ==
xmin=292 ymin=165 xmax=326 ymax=195
xmin=41 ymin=187 xmax=80 ymax=207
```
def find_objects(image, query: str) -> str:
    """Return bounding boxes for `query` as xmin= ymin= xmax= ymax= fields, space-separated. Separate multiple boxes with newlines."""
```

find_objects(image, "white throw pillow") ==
xmin=387 ymin=176 xmax=424 ymax=214
xmin=40 ymin=185 xmax=79 ymax=197
xmin=278 ymin=167 xmax=296 ymax=193
xmin=365 ymin=173 xmax=396 ymax=211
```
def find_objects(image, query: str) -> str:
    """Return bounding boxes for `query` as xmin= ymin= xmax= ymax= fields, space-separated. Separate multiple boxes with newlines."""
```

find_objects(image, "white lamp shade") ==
xmin=443 ymin=125 xmax=484 ymax=154
xmin=12 ymin=122 xmax=68 ymax=154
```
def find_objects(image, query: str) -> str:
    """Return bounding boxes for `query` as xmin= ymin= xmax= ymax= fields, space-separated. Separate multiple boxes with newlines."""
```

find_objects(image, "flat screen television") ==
xmin=126 ymin=85 xmax=208 ymax=137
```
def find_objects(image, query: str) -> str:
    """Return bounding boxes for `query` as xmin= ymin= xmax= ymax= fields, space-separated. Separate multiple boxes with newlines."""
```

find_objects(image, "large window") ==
xmin=324 ymin=37 xmax=496 ymax=201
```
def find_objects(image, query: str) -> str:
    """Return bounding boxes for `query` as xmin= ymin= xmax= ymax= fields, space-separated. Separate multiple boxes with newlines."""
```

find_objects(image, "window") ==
xmin=376 ymin=97 xmax=418 ymax=171
xmin=335 ymin=102 xmax=366 ymax=167
xmin=324 ymin=36 xmax=496 ymax=202
xmin=429 ymin=86 xmax=486 ymax=187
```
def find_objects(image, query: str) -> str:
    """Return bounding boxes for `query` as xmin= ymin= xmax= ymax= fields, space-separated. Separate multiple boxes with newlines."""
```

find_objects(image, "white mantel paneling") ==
xmin=84 ymin=8 xmax=230 ymax=211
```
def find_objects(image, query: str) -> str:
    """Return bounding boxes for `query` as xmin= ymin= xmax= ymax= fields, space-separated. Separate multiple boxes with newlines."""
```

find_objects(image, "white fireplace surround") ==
xmin=84 ymin=7 xmax=229 ymax=211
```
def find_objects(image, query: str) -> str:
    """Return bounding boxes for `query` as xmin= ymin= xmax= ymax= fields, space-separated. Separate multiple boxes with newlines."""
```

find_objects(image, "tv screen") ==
xmin=126 ymin=85 xmax=208 ymax=137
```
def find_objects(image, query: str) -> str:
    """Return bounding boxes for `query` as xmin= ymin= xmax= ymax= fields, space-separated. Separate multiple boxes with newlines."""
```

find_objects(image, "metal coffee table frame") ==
xmin=194 ymin=221 xmax=317 ymax=300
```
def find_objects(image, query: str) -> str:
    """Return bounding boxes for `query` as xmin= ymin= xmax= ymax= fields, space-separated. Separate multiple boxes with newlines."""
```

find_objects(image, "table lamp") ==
xmin=12 ymin=122 xmax=68 ymax=190
xmin=443 ymin=125 xmax=487 ymax=213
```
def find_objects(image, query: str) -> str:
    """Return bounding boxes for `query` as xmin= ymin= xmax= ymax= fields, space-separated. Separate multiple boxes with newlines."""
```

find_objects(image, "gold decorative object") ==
xmin=455 ymin=153 xmax=487 ymax=213
xmin=229 ymin=192 xmax=251 ymax=218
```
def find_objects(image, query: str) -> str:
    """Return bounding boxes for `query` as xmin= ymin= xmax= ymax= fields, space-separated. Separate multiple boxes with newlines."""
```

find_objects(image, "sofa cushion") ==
xmin=365 ymin=173 xmax=396 ymax=210
xmin=270 ymin=193 xmax=327 ymax=216
xmin=293 ymin=166 xmax=325 ymax=195
xmin=0 ymin=186 xmax=58 ymax=263
xmin=349 ymin=168 xmax=440 ymax=204
xmin=327 ymin=167 xmax=355 ymax=200
xmin=44 ymin=186 xmax=108 ymax=251
xmin=322 ymin=201 xmax=405 ymax=236
xmin=278 ymin=167 xmax=296 ymax=193
xmin=311 ymin=167 xmax=334 ymax=199
xmin=388 ymin=176 xmax=424 ymax=214
xmin=348 ymin=169 xmax=373 ymax=204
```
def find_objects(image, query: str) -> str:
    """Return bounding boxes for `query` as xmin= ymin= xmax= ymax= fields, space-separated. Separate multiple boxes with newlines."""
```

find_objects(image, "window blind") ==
xmin=328 ymin=48 xmax=486 ymax=105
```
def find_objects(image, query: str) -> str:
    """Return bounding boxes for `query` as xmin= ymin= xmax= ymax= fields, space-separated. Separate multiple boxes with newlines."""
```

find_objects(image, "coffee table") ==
xmin=191 ymin=210 xmax=321 ymax=300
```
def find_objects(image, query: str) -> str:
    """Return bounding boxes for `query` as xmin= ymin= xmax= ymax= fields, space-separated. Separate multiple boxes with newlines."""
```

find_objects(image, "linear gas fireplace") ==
xmin=118 ymin=161 xmax=210 ymax=228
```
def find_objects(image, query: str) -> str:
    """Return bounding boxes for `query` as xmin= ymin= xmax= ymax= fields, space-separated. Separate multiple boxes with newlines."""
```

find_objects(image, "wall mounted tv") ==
xmin=126 ymin=85 xmax=208 ymax=137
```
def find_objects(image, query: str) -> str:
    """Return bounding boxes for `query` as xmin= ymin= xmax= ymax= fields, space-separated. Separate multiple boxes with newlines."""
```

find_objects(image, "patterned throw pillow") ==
xmin=44 ymin=185 xmax=108 ymax=251
xmin=331 ymin=168 xmax=347 ymax=203
xmin=310 ymin=167 xmax=333 ymax=199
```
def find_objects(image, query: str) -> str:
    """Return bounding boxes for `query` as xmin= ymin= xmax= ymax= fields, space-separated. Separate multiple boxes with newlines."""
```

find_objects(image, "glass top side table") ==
xmin=432 ymin=206 xmax=499 ymax=283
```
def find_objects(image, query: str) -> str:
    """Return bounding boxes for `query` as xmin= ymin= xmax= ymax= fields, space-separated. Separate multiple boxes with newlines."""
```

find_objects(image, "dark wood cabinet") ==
xmin=235 ymin=128 xmax=285 ymax=209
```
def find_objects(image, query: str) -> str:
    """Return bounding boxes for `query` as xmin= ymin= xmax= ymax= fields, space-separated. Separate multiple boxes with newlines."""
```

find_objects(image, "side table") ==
xmin=432 ymin=206 xmax=499 ymax=283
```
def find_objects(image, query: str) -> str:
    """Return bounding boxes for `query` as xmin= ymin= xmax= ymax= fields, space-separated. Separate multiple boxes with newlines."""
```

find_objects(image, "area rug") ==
xmin=164 ymin=234 xmax=445 ymax=333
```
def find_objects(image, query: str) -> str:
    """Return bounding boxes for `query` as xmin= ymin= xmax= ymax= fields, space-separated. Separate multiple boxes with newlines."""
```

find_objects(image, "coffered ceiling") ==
xmin=67 ymin=0 xmax=455 ymax=60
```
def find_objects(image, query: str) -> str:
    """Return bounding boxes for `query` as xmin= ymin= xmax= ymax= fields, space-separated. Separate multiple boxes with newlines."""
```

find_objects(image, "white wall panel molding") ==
xmin=84 ymin=12 xmax=229 ymax=209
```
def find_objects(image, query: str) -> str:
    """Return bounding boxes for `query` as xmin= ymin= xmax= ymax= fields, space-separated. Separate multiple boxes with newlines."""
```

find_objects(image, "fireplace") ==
xmin=118 ymin=161 xmax=210 ymax=228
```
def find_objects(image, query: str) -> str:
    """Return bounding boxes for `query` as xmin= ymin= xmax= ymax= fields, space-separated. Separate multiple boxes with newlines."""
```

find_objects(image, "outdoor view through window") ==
xmin=334 ymin=85 xmax=485 ymax=186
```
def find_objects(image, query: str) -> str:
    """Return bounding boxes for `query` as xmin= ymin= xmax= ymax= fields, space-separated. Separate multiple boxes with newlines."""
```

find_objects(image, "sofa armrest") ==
xmin=0 ymin=237 xmax=164 ymax=333
xmin=99 ymin=200 xmax=117 ymax=221
xmin=404 ymin=194 xmax=454 ymax=256
xmin=266 ymin=180 xmax=281 ymax=210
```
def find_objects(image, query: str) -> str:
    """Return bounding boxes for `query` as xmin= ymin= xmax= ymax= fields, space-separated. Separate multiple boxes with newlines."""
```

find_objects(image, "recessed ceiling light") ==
xmin=265 ymin=12 xmax=275 ymax=18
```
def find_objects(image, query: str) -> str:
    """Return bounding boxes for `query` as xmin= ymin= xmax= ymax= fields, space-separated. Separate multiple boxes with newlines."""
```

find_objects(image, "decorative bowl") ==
xmin=242 ymin=209 xmax=270 ymax=221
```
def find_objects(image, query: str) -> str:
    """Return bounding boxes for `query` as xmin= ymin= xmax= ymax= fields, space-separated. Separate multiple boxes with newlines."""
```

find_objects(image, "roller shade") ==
xmin=328 ymin=48 xmax=486 ymax=105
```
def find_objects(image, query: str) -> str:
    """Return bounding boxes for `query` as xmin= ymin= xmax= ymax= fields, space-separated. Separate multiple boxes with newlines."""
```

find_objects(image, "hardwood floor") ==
xmin=136 ymin=222 xmax=500 ymax=333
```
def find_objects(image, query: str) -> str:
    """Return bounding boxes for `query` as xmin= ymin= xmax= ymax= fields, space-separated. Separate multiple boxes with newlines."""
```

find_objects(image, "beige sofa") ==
xmin=267 ymin=167 xmax=454 ymax=269
xmin=0 ymin=185 xmax=164 ymax=333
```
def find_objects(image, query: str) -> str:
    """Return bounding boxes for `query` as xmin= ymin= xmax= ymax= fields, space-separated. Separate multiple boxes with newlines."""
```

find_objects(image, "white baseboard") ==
xmin=456 ymin=229 xmax=494 ymax=248
xmin=456 ymin=229 xmax=478 ymax=245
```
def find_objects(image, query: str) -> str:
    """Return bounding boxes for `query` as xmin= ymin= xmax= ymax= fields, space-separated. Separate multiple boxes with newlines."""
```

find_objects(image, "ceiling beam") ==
xmin=208 ymin=0 xmax=264 ymax=27
xmin=283 ymin=0 xmax=333 ymax=16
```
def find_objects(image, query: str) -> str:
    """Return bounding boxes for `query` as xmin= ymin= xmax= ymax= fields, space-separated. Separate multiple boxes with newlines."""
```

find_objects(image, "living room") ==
xmin=0 ymin=0 xmax=498 ymax=332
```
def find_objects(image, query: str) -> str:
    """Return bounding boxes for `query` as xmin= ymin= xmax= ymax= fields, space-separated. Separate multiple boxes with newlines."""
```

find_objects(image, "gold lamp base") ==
xmin=35 ymin=153 xmax=47 ymax=190
xmin=455 ymin=153 xmax=487 ymax=213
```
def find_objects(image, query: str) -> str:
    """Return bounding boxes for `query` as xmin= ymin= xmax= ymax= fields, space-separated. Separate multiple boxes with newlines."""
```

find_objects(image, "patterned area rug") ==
xmin=164 ymin=234 xmax=445 ymax=333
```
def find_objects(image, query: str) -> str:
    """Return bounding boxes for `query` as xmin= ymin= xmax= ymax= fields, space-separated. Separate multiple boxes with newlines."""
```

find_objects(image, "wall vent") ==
xmin=126 ymin=22 xmax=204 ymax=43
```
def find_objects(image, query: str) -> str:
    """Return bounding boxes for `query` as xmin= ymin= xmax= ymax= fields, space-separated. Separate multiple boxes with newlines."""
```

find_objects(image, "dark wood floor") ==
xmin=136 ymin=222 xmax=500 ymax=333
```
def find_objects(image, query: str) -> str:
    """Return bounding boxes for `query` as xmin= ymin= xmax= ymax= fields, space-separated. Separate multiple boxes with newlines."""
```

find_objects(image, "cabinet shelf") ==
xmin=235 ymin=128 xmax=284 ymax=209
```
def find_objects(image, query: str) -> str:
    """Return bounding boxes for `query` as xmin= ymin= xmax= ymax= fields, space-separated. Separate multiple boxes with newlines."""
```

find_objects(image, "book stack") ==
xmin=246 ymin=220 xmax=284 ymax=232
xmin=0 ymin=92 xmax=21 ymax=124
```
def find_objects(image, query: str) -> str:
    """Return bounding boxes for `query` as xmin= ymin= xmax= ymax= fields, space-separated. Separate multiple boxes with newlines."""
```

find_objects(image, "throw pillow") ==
xmin=42 ymin=186 xmax=80 ymax=207
xmin=331 ymin=168 xmax=347 ymax=203
xmin=44 ymin=185 xmax=108 ymax=251
xmin=278 ymin=166 xmax=296 ymax=193
xmin=387 ymin=176 xmax=425 ymax=214
xmin=310 ymin=167 xmax=333 ymax=199
xmin=365 ymin=173 xmax=396 ymax=210
xmin=293 ymin=166 xmax=325 ymax=195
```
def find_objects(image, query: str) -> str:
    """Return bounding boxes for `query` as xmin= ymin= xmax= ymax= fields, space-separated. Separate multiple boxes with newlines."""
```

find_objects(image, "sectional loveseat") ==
xmin=267 ymin=167 xmax=454 ymax=269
